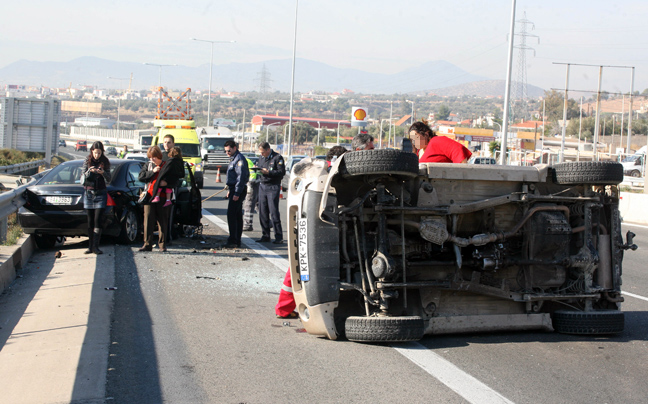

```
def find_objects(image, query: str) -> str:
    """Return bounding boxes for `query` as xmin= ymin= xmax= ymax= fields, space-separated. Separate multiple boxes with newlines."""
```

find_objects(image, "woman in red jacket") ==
xmin=409 ymin=121 xmax=472 ymax=163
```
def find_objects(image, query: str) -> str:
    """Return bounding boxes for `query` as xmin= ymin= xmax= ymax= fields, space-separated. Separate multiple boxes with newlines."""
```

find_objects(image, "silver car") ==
xmin=285 ymin=151 xmax=634 ymax=342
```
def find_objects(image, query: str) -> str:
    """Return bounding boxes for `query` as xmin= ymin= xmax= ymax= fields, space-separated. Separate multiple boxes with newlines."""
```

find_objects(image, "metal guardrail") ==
xmin=0 ymin=160 xmax=47 ymax=175
xmin=0 ymin=177 xmax=38 ymax=224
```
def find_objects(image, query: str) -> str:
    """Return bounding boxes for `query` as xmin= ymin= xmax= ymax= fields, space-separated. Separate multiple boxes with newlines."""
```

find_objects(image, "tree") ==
xmin=291 ymin=122 xmax=317 ymax=145
xmin=539 ymin=90 xmax=580 ymax=122
xmin=437 ymin=104 xmax=451 ymax=121
xmin=489 ymin=140 xmax=500 ymax=155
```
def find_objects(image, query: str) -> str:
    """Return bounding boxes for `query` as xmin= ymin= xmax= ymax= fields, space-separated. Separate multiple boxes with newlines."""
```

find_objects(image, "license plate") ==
xmin=298 ymin=218 xmax=309 ymax=281
xmin=44 ymin=196 xmax=73 ymax=205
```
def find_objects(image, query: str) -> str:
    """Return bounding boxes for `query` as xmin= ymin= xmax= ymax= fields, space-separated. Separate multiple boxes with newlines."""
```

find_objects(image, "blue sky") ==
xmin=2 ymin=0 xmax=648 ymax=94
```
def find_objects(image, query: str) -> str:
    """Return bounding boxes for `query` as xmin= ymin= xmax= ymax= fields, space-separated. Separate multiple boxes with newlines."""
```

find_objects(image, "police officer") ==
xmin=224 ymin=140 xmax=249 ymax=248
xmin=256 ymin=142 xmax=285 ymax=244
xmin=242 ymin=156 xmax=259 ymax=231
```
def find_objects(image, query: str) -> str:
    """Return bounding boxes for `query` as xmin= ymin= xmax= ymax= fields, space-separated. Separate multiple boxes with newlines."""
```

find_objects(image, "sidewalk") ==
xmin=0 ymin=238 xmax=113 ymax=404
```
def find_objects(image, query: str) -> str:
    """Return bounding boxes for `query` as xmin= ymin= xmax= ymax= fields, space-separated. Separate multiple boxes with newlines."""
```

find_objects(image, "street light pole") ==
xmin=266 ymin=122 xmax=281 ymax=146
xmin=143 ymin=63 xmax=178 ymax=90
xmin=406 ymin=100 xmax=415 ymax=124
xmin=190 ymin=38 xmax=235 ymax=128
xmin=286 ymin=0 xmax=299 ymax=157
xmin=107 ymin=76 xmax=129 ymax=133
xmin=389 ymin=101 xmax=393 ymax=148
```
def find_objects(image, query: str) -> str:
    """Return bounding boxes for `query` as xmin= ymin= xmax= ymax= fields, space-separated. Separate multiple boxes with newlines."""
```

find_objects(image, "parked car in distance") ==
xmin=75 ymin=140 xmax=87 ymax=152
xmin=106 ymin=146 xmax=118 ymax=156
xmin=103 ymin=140 xmax=111 ymax=145
xmin=286 ymin=155 xmax=307 ymax=173
xmin=125 ymin=153 xmax=148 ymax=162
xmin=58 ymin=139 xmax=66 ymax=147
xmin=469 ymin=156 xmax=497 ymax=165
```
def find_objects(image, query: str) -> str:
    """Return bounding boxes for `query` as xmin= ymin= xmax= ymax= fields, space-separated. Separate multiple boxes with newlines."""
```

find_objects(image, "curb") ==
xmin=0 ymin=234 xmax=34 ymax=294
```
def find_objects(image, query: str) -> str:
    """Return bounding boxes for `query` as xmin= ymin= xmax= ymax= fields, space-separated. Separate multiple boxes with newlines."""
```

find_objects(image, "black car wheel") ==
xmin=345 ymin=316 xmax=425 ymax=342
xmin=34 ymin=234 xmax=57 ymax=249
xmin=630 ymin=170 xmax=641 ymax=178
xmin=118 ymin=208 xmax=140 ymax=244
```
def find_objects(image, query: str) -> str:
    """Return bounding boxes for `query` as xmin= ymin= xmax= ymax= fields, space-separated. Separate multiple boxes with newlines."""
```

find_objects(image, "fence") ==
xmin=69 ymin=126 xmax=137 ymax=145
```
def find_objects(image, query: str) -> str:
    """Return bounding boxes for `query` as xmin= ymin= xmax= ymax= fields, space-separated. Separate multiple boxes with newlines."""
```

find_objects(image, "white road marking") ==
xmin=622 ymin=222 xmax=648 ymax=229
xmin=202 ymin=209 xmax=289 ymax=272
xmin=393 ymin=342 xmax=515 ymax=404
xmin=623 ymin=291 xmax=648 ymax=302
xmin=204 ymin=209 xmax=515 ymax=403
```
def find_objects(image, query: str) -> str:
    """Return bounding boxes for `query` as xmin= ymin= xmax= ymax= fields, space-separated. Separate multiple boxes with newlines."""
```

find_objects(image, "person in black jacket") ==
xmin=223 ymin=140 xmax=249 ymax=248
xmin=138 ymin=146 xmax=181 ymax=252
xmin=82 ymin=141 xmax=112 ymax=254
xmin=256 ymin=142 xmax=286 ymax=244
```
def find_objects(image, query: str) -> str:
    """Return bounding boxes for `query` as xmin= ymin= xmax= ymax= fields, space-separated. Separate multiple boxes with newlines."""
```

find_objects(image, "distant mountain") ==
xmin=0 ymin=57 xmax=512 ymax=95
xmin=426 ymin=80 xmax=545 ymax=98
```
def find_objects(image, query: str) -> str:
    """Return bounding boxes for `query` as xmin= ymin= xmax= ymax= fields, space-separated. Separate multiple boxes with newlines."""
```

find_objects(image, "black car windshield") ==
xmin=39 ymin=161 xmax=117 ymax=185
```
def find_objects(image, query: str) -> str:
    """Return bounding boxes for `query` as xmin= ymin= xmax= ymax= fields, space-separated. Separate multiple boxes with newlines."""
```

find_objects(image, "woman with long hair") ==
xmin=138 ymin=145 xmax=178 ymax=252
xmin=81 ymin=141 xmax=111 ymax=254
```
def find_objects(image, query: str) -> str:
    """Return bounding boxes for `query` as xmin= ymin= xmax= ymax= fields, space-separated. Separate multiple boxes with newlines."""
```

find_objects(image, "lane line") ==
xmin=203 ymin=209 xmax=515 ymax=403
xmin=623 ymin=291 xmax=648 ymax=302
xmin=622 ymin=222 xmax=648 ymax=229
xmin=202 ymin=209 xmax=289 ymax=272
xmin=393 ymin=342 xmax=515 ymax=404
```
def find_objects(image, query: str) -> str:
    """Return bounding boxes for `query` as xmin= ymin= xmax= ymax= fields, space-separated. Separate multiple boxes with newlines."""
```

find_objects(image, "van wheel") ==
xmin=553 ymin=161 xmax=624 ymax=185
xmin=341 ymin=150 xmax=419 ymax=178
xmin=552 ymin=310 xmax=624 ymax=335
xmin=345 ymin=316 xmax=424 ymax=342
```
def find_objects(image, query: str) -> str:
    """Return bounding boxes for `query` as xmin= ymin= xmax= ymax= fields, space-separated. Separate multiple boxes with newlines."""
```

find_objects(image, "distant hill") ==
xmin=425 ymin=80 xmax=545 ymax=98
xmin=0 ymin=57 xmax=512 ymax=95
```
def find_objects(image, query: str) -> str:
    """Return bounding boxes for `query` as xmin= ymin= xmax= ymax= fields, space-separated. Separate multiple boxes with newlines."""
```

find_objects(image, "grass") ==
xmin=2 ymin=213 xmax=23 ymax=246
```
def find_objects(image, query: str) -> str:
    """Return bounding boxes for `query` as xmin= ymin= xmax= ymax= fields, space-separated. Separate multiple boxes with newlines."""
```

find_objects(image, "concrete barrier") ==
xmin=620 ymin=192 xmax=648 ymax=225
xmin=0 ymin=234 xmax=35 ymax=293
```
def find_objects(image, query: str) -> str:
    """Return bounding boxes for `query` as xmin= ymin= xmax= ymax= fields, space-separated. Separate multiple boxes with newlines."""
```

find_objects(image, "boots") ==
xmin=84 ymin=230 xmax=94 ymax=254
xmin=93 ymin=228 xmax=103 ymax=254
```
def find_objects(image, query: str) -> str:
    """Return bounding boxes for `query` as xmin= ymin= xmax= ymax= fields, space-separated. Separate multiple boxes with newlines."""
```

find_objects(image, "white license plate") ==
xmin=44 ymin=196 xmax=73 ymax=205
xmin=298 ymin=218 xmax=309 ymax=281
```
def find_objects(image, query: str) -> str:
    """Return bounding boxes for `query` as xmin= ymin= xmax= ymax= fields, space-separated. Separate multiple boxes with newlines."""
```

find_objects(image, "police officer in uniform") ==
xmin=256 ymin=142 xmax=285 ymax=244
xmin=224 ymin=140 xmax=249 ymax=248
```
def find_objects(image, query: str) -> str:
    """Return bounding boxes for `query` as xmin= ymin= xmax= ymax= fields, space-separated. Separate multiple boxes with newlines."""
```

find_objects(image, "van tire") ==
xmin=341 ymin=150 xmax=419 ymax=178
xmin=553 ymin=161 xmax=623 ymax=185
xmin=345 ymin=316 xmax=424 ymax=342
xmin=552 ymin=310 xmax=624 ymax=335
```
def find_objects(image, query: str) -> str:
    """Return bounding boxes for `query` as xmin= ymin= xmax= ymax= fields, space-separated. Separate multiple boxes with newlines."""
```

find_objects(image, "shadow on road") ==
xmin=417 ymin=310 xmax=648 ymax=350
xmin=104 ymin=244 xmax=162 ymax=403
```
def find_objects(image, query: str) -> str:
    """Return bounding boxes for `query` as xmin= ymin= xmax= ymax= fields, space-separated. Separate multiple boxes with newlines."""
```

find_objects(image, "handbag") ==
xmin=138 ymin=191 xmax=151 ymax=205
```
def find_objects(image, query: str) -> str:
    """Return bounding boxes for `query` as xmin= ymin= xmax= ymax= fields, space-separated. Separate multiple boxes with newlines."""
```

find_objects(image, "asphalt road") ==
xmin=49 ymin=151 xmax=648 ymax=403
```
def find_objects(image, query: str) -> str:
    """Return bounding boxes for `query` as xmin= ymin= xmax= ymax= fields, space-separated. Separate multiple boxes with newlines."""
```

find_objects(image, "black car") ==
xmin=18 ymin=159 xmax=145 ymax=249
xmin=18 ymin=159 xmax=202 ymax=249
xmin=58 ymin=139 xmax=66 ymax=147
xmin=106 ymin=146 xmax=118 ymax=156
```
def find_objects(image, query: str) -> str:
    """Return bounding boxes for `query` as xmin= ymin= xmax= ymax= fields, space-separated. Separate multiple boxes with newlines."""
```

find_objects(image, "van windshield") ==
xmin=158 ymin=143 xmax=201 ymax=158
xmin=202 ymin=138 xmax=230 ymax=151
xmin=141 ymin=136 xmax=153 ymax=146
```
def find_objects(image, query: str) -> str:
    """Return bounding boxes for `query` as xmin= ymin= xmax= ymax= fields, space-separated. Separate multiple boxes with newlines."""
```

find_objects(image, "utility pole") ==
xmin=500 ymin=0 xmax=517 ymax=165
